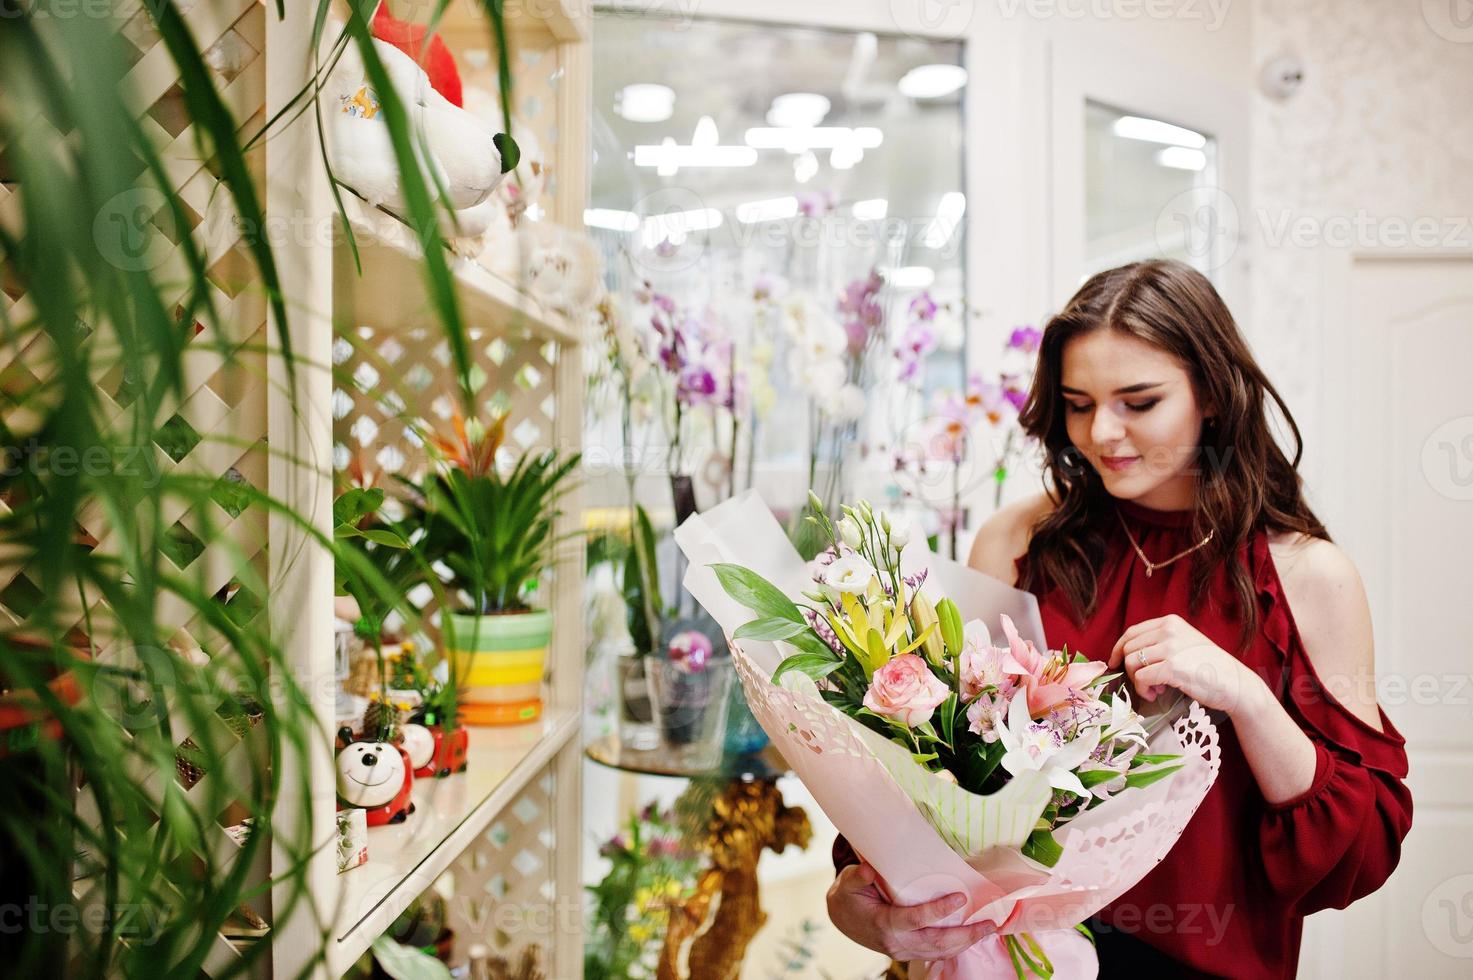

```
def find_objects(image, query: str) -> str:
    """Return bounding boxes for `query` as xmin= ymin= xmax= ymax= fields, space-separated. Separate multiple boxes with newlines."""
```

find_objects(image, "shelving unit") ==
xmin=257 ymin=2 xmax=590 ymax=977
xmin=0 ymin=2 xmax=589 ymax=975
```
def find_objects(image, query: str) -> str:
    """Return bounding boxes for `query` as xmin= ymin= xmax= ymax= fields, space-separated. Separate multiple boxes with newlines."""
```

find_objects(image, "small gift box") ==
xmin=336 ymin=808 xmax=368 ymax=873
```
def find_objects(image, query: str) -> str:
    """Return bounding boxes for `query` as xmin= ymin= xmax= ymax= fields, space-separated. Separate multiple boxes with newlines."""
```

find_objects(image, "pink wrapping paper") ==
xmin=675 ymin=493 xmax=1221 ymax=979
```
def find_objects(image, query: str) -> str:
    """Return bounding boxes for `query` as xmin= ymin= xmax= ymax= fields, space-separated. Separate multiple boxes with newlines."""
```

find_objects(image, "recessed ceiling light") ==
xmin=766 ymin=93 xmax=831 ymax=129
xmin=898 ymin=64 xmax=967 ymax=99
xmin=616 ymin=83 xmax=675 ymax=123
xmin=1112 ymin=116 xmax=1207 ymax=148
xmin=1156 ymin=146 xmax=1207 ymax=171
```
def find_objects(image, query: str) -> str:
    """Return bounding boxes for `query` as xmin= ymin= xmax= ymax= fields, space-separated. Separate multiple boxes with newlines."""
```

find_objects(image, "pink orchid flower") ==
xmin=998 ymin=614 xmax=1106 ymax=716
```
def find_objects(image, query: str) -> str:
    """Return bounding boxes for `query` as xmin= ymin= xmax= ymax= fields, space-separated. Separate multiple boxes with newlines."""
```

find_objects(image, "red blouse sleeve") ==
xmin=832 ymin=833 xmax=861 ymax=873
xmin=1255 ymin=553 xmax=1414 ymax=916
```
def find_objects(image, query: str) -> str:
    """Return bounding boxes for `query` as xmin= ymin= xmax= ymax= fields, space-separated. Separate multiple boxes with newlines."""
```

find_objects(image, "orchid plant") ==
xmin=894 ymin=324 xmax=1041 ymax=558
xmin=712 ymin=494 xmax=1183 ymax=863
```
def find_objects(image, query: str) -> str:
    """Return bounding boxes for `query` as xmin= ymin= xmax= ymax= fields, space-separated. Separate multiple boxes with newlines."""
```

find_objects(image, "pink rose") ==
xmin=999 ymin=614 xmax=1106 ymax=716
xmin=863 ymin=654 xmax=949 ymax=728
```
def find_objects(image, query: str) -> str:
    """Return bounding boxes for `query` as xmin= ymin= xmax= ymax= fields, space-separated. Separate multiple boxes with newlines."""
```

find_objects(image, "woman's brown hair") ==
xmin=1016 ymin=259 xmax=1328 ymax=653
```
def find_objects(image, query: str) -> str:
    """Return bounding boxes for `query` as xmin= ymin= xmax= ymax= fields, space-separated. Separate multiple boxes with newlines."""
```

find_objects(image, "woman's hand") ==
xmin=1108 ymin=613 xmax=1271 ymax=718
xmin=826 ymin=861 xmax=998 ymax=962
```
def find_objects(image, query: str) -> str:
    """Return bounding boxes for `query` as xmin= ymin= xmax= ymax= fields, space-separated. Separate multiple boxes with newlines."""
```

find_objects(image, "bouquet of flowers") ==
xmin=674 ymin=492 xmax=1221 ymax=979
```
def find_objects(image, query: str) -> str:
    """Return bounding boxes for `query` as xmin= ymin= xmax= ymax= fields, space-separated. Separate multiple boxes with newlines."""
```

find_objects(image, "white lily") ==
xmin=1101 ymin=688 xmax=1149 ymax=748
xmin=998 ymin=689 xmax=1100 ymax=800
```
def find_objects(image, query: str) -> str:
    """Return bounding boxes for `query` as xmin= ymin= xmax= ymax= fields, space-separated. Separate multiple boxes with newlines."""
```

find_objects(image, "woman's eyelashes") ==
xmin=1063 ymin=399 xmax=1160 ymax=415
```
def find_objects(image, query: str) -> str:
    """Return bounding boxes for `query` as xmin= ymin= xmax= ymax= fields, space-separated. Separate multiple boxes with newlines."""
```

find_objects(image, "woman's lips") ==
xmin=1100 ymin=455 xmax=1140 ymax=472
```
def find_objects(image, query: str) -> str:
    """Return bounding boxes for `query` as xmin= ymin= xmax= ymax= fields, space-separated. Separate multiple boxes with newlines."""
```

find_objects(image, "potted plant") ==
xmin=396 ymin=641 xmax=468 ymax=778
xmin=416 ymin=414 xmax=580 ymax=726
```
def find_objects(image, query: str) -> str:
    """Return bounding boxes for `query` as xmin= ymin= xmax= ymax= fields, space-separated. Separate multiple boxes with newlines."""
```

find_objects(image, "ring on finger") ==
xmin=1136 ymin=647 xmax=1151 ymax=667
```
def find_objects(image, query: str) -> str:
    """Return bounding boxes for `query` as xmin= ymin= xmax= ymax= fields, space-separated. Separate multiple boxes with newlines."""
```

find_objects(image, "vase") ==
xmin=414 ymin=723 xmax=469 ymax=779
xmin=614 ymin=647 xmax=660 ymax=751
xmin=444 ymin=610 xmax=550 ymax=726
xmin=723 ymin=679 xmax=770 ymax=756
xmin=647 ymin=655 xmax=733 ymax=770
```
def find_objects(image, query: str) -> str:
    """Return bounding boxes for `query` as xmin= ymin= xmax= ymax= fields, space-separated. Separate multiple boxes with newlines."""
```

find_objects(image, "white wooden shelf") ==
xmin=382 ymin=0 xmax=590 ymax=44
xmin=328 ymin=707 xmax=581 ymax=975
xmin=334 ymin=194 xmax=579 ymax=345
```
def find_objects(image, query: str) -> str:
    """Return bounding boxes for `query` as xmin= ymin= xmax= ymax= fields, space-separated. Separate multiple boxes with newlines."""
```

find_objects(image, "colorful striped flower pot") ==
xmin=444 ymin=610 xmax=550 ymax=726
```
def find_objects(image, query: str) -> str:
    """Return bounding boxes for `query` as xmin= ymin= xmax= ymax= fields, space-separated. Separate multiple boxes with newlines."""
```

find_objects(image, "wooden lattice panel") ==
xmin=444 ymin=762 xmax=560 ymax=973
xmin=332 ymin=324 xmax=562 ymax=481
xmin=0 ymin=4 xmax=275 ymax=976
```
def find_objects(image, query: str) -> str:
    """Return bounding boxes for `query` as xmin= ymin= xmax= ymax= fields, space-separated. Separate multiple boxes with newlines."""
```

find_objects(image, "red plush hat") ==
xmin=371 ymin=3 xmax=464 ymax=107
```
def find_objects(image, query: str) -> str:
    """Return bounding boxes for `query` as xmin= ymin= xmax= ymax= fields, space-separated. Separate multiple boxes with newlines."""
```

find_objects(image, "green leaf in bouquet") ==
xmin=733 ymin=616 xmax=811 ymax=642
xmin=1022 ymin=827 xmax=1065 ymax=868
xmin=937 ymin=693 xmax=957 ymax=746
xmin=785 ymin=628 xmax=848 ymax=661
xmin=1077 ymin=768 xmax=1124 ymax=789
xmin=712 ymin=563 xmax=804 ymax=624
xmin=771 ymin=653 xmax=845 ymax=686
xmin=910 ymin=750 xmax=939 ymax=766
xmin=1123 ymin=763 xmax=1184 ymax=790
xmin=1132 ymin=753 xmax=1180 ymax=766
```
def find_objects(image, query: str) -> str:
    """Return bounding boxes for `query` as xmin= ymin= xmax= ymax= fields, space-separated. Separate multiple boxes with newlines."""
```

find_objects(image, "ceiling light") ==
xmin=691 ymin=115 xmax=719 ymax=147
xmin=736 ymin=197 xmax=799 ymax=223
xmin=829 ymin=144 xmax=863 ymax=169
xmin=766 ymin=92 xmax=831 ymax=128
xmin=744 ymin=127 xmax=883 ymax=152
xmin=851 ymin=198 xmax=888 ymax=220
xmin=1112 ymin=116 xmax=1207 ymax=148
xmin=898 ymin=64 xmax=967 ymax=99
xmin=640 ymin=208 xmax=723 ymax=249
xmin=1156 ymin=146 xmax=1207 ymax=171
xmin=634 ymin=139 xmax=758 ymax=176
xmin=881 ymin=266 xmax=936 ymax=289
xmin=616 ymin=83 xmax=675 ymax=123
xmin=922 ymin=191 xmax=967 ymax=248
xmin=584 ymin=208 xmax=639 ymax=232
xmin=793 ymin=150 xmax=818 ymax=184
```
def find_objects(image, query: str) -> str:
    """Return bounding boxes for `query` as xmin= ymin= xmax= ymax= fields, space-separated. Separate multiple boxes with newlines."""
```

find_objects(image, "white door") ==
xmin=1302 ymin=252 xmax=1473 ymax=977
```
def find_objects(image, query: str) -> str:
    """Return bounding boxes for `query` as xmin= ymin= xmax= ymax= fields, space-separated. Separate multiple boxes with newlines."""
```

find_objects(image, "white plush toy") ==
xmin=518 ymin=219 xmax=604 ymax=316
xmin=323 ymin=23 xmax=505 ymax=218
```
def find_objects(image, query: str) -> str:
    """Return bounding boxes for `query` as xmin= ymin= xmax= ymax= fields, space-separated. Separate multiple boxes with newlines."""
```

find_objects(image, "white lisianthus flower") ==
xmin=887 ymin=520 xmax=912 ymax=551
xmin=822 ymin=553 xmax=877 ymax=594
xmin=836 ymin=516 xmax=863 ymax=550
xmin=997 ymin=689 xmax=1100 ymax=799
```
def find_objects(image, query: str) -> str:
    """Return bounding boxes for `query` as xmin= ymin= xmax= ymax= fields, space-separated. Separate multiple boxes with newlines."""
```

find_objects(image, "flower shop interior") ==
xmin=1 ymin=1 xmax=1470 ymax=979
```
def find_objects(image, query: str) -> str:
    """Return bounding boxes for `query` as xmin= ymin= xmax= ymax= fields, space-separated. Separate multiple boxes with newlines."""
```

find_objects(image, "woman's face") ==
xmin=1059 ymin=328 xmax=1210 ymax=510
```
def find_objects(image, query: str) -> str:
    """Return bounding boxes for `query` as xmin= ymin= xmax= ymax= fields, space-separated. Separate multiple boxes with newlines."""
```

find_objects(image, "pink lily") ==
xmin=998 ymin=614 xmax=1106 ymax=716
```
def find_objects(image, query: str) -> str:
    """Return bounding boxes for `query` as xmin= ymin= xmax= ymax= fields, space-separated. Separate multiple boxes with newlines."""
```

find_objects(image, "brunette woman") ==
xmin=826 ymin=259 xmax=1412 ymax=978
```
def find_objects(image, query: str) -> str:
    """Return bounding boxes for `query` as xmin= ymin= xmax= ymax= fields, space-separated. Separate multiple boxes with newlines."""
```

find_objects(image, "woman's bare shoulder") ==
xmin=967 ymin=492 xmax=1055 ymax=585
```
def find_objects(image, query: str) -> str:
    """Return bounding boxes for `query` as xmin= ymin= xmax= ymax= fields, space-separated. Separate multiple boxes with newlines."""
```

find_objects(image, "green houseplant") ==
xmin=0 ymin=0 xmax=522 ymax=973
xmin=415 ymin=414 xmax=579 ymax=725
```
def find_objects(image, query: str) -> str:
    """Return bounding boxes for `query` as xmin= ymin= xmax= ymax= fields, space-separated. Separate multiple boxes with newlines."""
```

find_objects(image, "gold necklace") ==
xmin=1116 ymin=509 xmax=1215 ymax=577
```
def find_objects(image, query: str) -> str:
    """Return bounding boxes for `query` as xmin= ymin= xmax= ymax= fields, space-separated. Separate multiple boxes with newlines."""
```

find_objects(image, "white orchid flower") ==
xmin=998 ymin=689 xmax=1100 ymax=800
